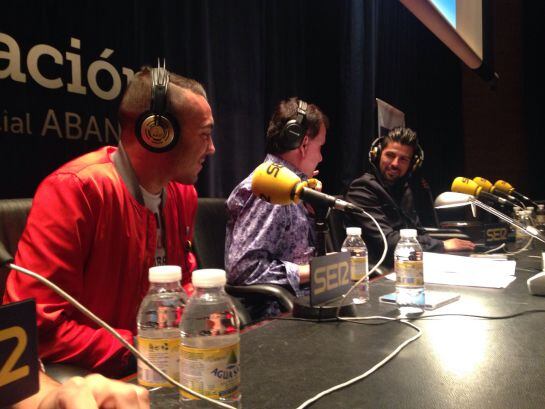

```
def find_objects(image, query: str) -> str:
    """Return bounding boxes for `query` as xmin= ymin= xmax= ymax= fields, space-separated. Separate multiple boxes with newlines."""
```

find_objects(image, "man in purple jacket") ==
xmin=225 ymin=97 xmax=329 ymax=302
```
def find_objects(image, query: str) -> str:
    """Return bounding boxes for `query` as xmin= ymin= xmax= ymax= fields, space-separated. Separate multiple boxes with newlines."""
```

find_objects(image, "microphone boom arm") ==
xmin=469 ymin=196 xmax=545 ymax=245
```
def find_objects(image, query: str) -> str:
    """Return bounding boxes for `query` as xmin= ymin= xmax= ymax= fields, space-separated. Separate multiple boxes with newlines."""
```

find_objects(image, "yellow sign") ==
xmin=0 ymin=299 xmax=39 ymax=407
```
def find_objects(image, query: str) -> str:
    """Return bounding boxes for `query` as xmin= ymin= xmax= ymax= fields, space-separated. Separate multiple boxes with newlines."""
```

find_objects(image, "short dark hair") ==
xmin=118 ymin=66 xmax=207 ymax=131
xmin=265 ymin=97 xmax=329 ymax=155
xmin=382 ymin=127 xmax=418 ymax=150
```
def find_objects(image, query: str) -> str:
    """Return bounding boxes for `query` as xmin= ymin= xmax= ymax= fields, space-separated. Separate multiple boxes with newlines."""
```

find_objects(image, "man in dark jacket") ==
xmin=345 ymin=127 xmax=474 ymax=267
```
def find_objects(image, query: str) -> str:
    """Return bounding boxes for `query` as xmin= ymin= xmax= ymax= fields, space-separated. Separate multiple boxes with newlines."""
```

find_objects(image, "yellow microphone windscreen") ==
xmin=494 ymin=180 xmax=514 ymax=194
xmin=451 ymin=177 xmax=481 ymax=196
xmin=251 ymin=161 xmax=301 ymax=205
xmin=473 ymin=177 xmax=493 ymax=192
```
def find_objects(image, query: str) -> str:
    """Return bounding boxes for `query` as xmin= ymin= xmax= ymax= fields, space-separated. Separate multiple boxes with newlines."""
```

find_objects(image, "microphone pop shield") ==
xmin=493 ymin=180 xmax=515 ymax=195
xmin=451 ymin=177 xmax=482 ymax=196
xmin=251 ymin=162 xmax=301 ymax=205
xmin=473 ymin=177 xmax=494 ymax=192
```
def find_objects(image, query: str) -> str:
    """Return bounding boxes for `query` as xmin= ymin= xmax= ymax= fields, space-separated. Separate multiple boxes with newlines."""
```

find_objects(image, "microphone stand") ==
xmin=292 ymin=204 xmax=358 ymax=320
xmin=313 ymin=205 xmax=329 ymax=257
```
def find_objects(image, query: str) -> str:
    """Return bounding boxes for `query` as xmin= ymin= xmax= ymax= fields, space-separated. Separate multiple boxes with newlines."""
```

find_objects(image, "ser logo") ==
xmin=486 ymin=227 xmax=508 ymax=242
xmin=0 ymin=326 xmax=29 ymax=387
xmin=310 ymin=253 xmax=352 ymax=305
xmin=0 ymin=299 xmax=39 ymax=407
xmin=314 ymin=261 xmax=350 ymax=295
xmin=266 ymin=163 xmax=283 ymax=178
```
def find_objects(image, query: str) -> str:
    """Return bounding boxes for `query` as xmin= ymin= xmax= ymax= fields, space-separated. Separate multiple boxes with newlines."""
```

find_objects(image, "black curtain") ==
xmin=523 ymin=1 xmax=545 ymax=199
xmin=374 ymin=1 xmax=464 ymax=198
xmin=1 ymin=0 xmax=464 ymax=202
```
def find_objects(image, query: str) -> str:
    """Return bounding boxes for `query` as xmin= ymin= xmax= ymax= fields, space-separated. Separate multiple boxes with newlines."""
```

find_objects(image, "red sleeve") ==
xmin=4 ymin=173 xmax=133 ymax=377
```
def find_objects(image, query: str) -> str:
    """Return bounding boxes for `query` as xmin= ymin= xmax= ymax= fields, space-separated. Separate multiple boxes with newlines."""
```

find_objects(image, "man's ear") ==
xmin=299 ymin=135 xmax=310 ymax=156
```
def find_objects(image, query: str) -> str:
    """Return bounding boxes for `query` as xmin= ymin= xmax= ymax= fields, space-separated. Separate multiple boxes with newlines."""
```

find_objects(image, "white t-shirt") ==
xmin=140 ymin=186 xmax=166 ymax=266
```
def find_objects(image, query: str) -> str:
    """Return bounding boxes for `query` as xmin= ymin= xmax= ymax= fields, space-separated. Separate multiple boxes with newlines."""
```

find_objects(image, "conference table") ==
xmin=153 ymin=250 xmax=545 ymax=408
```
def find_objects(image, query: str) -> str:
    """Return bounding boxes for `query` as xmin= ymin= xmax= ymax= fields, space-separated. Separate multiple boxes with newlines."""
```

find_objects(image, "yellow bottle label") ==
xmin=137 ymin=336 xmax=180 ymax=387
xmin=395 ymin=260 xmax=424 ymax=287
xmin=350 ymin=256 xmax=368 ymax=281
xmin=180 ymin=341 xmax=240 ymax=400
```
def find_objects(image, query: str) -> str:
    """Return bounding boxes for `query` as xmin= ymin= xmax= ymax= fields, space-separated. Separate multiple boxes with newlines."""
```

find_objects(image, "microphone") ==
xmin=473 ymin=177 xmax=518 ymax=202
xmin=493 ymin=180 xmax=538 ymax=207
xmin=451 ymin=177 xmax=514 ymax=207
xmin=251 ymin=162 xmax=362 ymax=214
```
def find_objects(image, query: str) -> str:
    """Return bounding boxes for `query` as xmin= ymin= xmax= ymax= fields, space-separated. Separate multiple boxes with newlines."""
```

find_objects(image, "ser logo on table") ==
xmin=485 ymin=224 xmax=508 ymax=244
xmin=0 ymin=299 xmax=39 ymax=407
xmin=310 ymin=252 xmax=351 ymax=305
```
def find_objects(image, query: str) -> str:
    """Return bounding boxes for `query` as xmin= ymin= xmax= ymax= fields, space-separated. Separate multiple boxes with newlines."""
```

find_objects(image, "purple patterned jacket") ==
xmin=225 ymin=154 xmax=315 ymax=296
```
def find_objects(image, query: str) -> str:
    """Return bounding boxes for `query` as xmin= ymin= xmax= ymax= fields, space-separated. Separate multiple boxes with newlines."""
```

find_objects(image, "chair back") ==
xmin=0 ymin=198 xmax=33 ymax=298
xmin=193 ymin=197 xmax=228 ymax=269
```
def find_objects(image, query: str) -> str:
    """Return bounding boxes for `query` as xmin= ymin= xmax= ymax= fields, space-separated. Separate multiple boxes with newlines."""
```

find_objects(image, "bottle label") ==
xmin=180 ymin=341 xmax=240 ymax=400
xmin=395 ymin=260 xmax=424 ymax=287
xmin=137 ymin=336 xmax=180 ymax=387
xmin=350 ymin=256 xmax=368 ymax=281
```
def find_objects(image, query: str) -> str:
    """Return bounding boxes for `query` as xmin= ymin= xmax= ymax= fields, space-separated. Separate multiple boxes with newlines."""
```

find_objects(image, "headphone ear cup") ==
xmin=412 ymin=156 xmax=420 ymax=173
xmin=369 ymin=146 xmax=379 ymax=162
xmin=280 ymin=119 xmax=305 ymax=151
xmin=411 ymin=144 xmax=424 ymax=172
xmin=368 ymin=137 xmax=382 ymax=165
xmin=135 ymin=112 xmax=180 ymax=153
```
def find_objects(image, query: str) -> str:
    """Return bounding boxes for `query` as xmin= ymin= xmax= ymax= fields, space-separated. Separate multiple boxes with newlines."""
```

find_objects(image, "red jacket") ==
xmin=3 ymin=146 xmax=197 ymax=377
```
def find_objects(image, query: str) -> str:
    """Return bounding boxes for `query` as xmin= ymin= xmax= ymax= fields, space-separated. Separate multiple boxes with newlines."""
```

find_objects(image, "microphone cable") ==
xmin=292 ymin=203 xmax=424 ymax=409
xmin=294 ymin=317 xmax=421 ymax=409
xmin=6 ymin=262 xmax=237 ymax=409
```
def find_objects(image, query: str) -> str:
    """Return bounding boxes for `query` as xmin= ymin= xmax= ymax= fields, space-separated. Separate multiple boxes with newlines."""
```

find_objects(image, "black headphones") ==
xmin=368 ymin=136 xmax=424 ymax=173
xmin=277 ymin=99 xmax=308 ymax=151
xmin=135 ymin=61 xmax=180 ymax=153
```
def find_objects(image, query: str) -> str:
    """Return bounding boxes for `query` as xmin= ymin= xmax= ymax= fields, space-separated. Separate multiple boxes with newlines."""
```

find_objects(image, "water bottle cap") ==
xmin=399 ymin=229 xmax=417 ymax=238
xmin=192 ymin=269 xmax=227 ymax=287
xmin=346 ymin=227 xmax=361 ymax=236
xmin=149 ymin=265 xmax=182 ymax=283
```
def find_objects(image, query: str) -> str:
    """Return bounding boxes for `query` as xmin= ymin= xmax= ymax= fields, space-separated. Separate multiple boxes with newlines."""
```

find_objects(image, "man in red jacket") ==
xmin=3 ymin=66 xmax=215 ymax=377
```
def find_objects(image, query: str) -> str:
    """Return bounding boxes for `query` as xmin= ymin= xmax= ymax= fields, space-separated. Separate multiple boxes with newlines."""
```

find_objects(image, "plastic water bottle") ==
xmin=535 ymin=204 xmax=545 ymax=233
xmin=341 ymin=227 xmax=369 ymax=304
xmin=179 ymin=269 xmax=241 ymax=408
xmin=515 ymin=209 xmax=532 ymax=248
xmin=394 ymin=229 xmax=424 ymax=312
xmin=137 ymin=265 xmax=187 ymax=401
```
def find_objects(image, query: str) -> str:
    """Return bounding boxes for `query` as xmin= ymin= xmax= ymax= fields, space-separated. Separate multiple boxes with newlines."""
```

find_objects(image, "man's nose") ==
xmin=208 ymin=139 xmax=216 ymax=155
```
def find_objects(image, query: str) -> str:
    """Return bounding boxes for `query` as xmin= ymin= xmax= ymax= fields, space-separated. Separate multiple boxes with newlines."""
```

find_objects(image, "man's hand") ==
xmin=298 ymin=264 xmax=310 ymax=284
xmin=303 ymin=171 xmax=323 ymax=215
xmin=443 ymin=238 xmax=476 ymax=252
xmin=308 ymin=170 xmax=323 ymax=192
xmin=38 ymin=374 xmax=149 ymax=409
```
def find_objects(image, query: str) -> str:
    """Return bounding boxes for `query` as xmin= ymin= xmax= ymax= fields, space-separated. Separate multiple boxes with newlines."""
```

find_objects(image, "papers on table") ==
xmin=386 ymin=252 xmax=517 ymax=289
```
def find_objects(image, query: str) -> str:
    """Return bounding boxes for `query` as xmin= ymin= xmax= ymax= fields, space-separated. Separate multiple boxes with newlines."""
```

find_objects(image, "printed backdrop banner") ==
xmin=0 ymin=1 xmax=175 ymax=198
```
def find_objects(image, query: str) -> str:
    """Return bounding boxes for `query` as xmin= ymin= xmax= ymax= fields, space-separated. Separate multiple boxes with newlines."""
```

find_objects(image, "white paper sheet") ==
xmin=386 ymin=252 xmax=517 ymax=288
